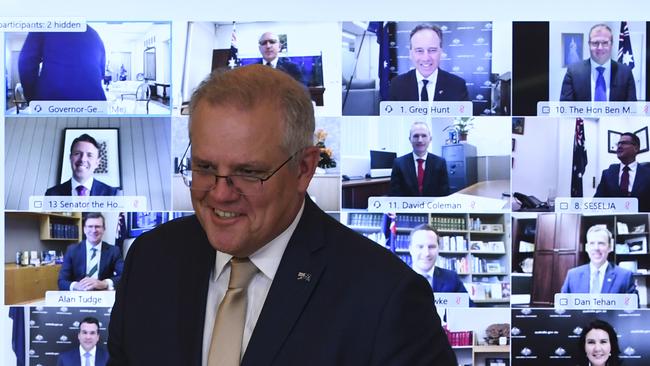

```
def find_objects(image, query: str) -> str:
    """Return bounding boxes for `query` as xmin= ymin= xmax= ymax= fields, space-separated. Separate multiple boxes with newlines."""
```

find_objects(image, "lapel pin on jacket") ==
xmin=297 ymin=272 xmax=311 ymax=282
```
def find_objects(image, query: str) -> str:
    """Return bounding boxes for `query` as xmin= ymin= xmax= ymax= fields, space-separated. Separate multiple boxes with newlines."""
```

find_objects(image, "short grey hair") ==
xmin=188 ymin=64 xmax=314 ymax=158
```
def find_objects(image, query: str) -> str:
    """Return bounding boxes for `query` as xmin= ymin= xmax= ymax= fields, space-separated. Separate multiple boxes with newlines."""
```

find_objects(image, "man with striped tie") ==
xmin=58 ymin=213 xmax=124 ymax=291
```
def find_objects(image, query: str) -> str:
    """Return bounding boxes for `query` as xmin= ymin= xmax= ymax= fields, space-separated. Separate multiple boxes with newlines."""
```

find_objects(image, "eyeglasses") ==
xmin=258 ymin=39 xmax=278 ymax=46
xmin=617 ymin=141 xmax=636 ymax=146
xmin=589 ymin=40 xmax=611 ymax=48
xmin=177 ymin=143 xmax=299 ymax=196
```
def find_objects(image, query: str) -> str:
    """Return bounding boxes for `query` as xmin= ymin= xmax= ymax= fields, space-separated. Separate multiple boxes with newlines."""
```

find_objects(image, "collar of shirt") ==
xmin=85 ymin=240 xmax=102 ymax=252
xmin=71 ymin=177 xmax=94 ymax=196
xmin=265 ymin=57 xmax=279 ymax=68
xmin=412 ymin=266 xmax=435 ymax=279
xmin=619 ymin=160 xmax=638 ymax=191
xmin=412 ymin=152 xmax=427 ymax=171
xmin=78 ymin=345 xmax=96 ymax=359
xmin=415 ymin=69 xmax=438 ymax=102
xmin=590 ymin=58 xmax=611 ymax=100
xmin=211 ymin=200 xmax=305 ymax=283
xmin=589 ymin=262 xmax=608 ymax=276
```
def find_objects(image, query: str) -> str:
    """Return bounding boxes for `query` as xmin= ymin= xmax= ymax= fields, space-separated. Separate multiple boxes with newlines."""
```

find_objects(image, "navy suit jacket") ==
xmin=560 ymin=262 xmax=636 ymax=294
xmin=388 ymin=69 xmax=469 ymax=102
xmin=46 ymin=179 xmax=118 ymax=196
xmin=594 ymin=162 xmax=650 ymax=212
xmin=57 ymin=347 xmax=109 ymax=366
xmin=261 ymin=58 xmax=303 ymax=83
xmin=108 ymin=198 xmax=456 ymax=366
xmin=58 ymin=241 xmax=124 ymax=290
xmin=389 ymin=153 xmax=450 ymax=197
xmin=18 ymin=26 xmax=106 ymax=102
xmin=560 ymin=59 xmax=637 ymax=101
xmin=432 ymin=267 xmax=468 ymax=293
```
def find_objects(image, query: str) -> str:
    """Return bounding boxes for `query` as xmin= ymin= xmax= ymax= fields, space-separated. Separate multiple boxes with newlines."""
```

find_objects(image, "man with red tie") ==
xmin=389 ymin=121 xmax=450 ymax=197
xmin=594 ymin=132 xmax=650 ymax=211
xmin=45 ymin=134 xmax=118 ymax=196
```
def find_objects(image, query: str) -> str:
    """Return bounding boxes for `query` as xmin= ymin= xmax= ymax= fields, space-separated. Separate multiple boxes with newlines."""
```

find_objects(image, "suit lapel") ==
xmin=404 ymin=156 xmax=419 ymax=194
xmin=631 ymin=164 xmax=647 ymax=195
xmin=407 ymin=70 xmax=419 ymax=101
xmin=242 ymin=198 xmax=327 ymax=365
xmin=601 ymin=263 xmax=616 ymax=293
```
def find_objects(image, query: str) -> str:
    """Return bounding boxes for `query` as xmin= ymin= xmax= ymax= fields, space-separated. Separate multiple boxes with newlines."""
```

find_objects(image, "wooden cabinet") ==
xmin=531 ymin=213 xmax=580 ymax=306
xmin=5 ymin=264 xmax=61 ymax=304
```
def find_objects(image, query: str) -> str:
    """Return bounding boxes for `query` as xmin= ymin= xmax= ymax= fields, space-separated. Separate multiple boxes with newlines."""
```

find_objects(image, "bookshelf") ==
xmin=38 ymin=212 xmax=83 ymax=241
xmin=343 ymin=211 xmax=510 ymax=306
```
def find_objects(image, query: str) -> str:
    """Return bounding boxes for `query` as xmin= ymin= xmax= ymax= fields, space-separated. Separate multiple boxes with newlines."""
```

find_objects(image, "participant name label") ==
xmin=380 ymin=101 xmax=472 ymax=116
xmin=46 ymin=291 xmax=115 ymax=307
xmin=554 ymin=293 xmax=638 ymax=309
xmin=554 ymin=197 xmax=638 ymax=213
xmin=27 ymin=101 xmax=107 ymax=115
xmin=433 ymin=293 xmax=470 ymax=308
xmin=537 ymin=102 xmax=647 ymax=117
xmin=0 ymin=17 xmax=86 ymax=32
xmin=368 ymin=195 xmax=507 ymax=213
xmin=30 ymin=196 xmax=148 ymax=211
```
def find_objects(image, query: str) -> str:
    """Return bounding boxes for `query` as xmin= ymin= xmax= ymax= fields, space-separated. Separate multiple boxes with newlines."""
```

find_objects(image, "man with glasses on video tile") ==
xmin=594 ymin=132 xmax=650 ymax=212
xmin=258 ymin=31 xmax=303 ymax=83
xmin=561 ymin=225 xmax=636 ymax=294
xmin=388 ymin=24 xmax=469 ymax=102
xmin=560 ymin=23 xmax=637 ymax=101
xmin=108 ymin=65 xmax=456 ymax=366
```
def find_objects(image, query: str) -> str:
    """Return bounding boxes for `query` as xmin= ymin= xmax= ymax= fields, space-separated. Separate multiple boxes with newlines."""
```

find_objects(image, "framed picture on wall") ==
xmin=635 ymin=126 xmax=649 ymax=153
xmin=561 ymin=33 xmax=583 ymax=67
xmin=607 ymin=130 xmax=622 ymax=153
xmin=59 ymin=128 xmax=121 ymax=189
xmin=512 ymin=118 xmax=525 ymax=135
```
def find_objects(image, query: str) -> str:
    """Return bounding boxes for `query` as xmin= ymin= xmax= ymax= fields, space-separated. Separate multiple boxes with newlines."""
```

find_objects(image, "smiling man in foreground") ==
xmin=108 ymin=65 xmax=456 ymax=366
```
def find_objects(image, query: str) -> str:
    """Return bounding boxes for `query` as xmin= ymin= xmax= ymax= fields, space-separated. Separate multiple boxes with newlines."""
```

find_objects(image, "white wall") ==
xmin=491 ymin=21 xmax=512 ymax=77
xmin=549 ymin=21 xmax=646 ymax=101
xmin=512 ymin=117 xmax=560 ymax=201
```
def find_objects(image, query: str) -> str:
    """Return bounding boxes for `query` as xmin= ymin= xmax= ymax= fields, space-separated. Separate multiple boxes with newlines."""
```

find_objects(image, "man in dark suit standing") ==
xmin=409 ymin=224 xmax=469 ymax=296
xmin=560 ymin=23 xmax=637 ymax=101
xmin=258 ymin=31 xmax=303 ymax=83
xmin=595 ymin=132 xmax=650 ymax=211
xmin=389 ymin=121 xmax=450 ymax=197
xmin=388 ymin=24 xmax=469 ymax=102
xmin=45 ymin=134 xmax=118 ymax=196
xmin=108 ymin=65 xmax=456 ymax=365
xmin=561 ymin=225 xmax=636 ymax=294
xmin=58 ymin=213 xmax=124 ymax=291
xmin=57 ymin=317 xmax=109 ymax=366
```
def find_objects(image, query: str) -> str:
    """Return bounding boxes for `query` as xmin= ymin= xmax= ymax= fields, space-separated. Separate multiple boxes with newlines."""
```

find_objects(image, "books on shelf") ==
xmin=439 ymin=235 xmax=468 ymax=252
xmin=446 ymin=329 xmax=473 ymax=347
xmin=431 ymin=216 xmax=466 ymax=231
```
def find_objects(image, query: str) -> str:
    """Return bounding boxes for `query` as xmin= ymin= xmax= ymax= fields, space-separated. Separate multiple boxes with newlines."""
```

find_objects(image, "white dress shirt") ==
xmin=201 ymin=202 xmax=305 ymax=366
xmin=589 ymin=263 xmax=606 ymax=293
xmin=71 ymin=177 xmax=94 ymax=196
xmin=415 ymin=69 xmax=438 ymax=102
xmin=618 ymin=160 xmax=638 ymax=193
xmin=590 ymin=59 xmax=611 ymax=101
xmin=78 ymin=345 xmax=97 ymax=366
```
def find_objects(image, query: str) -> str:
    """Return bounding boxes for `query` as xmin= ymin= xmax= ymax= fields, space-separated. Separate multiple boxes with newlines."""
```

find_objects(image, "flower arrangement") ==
xmin=443 ymin=117 xmax=475 ymax=142
xmin=315 ymin=129 xmax=336 ymax=169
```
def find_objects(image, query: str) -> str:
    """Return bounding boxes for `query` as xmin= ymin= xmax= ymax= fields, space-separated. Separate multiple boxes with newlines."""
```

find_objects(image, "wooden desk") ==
xmin=457 ymin=180 xmax=510 ymax=199
xmin=5 ymin=263 xmax=60 ymax=304
xmin=342 ymin=177 xmax=390 ymax=209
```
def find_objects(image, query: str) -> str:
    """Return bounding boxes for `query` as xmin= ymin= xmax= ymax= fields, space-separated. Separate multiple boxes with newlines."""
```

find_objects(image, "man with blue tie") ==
xmin=58 ymin=213 xmax=124 ymax=291
xmin=45 ymin=134 xmax=118 ymax=196
xmin=408 ymin=224 xmax=469 ymax=295
xmin=561 ymin=225 xmax=636 ymax=294
xmin=57 ymin=317 xmax=109 ymax=366
xmin=560 ymin=23 xmax=636 ymax=101
xmin=595 ymin=132 xmax=650 ymax=212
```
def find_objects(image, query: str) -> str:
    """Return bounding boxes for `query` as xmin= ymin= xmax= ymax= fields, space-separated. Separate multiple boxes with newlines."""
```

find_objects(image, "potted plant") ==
xmin=443 ymin=117 xmax=475 ymax=142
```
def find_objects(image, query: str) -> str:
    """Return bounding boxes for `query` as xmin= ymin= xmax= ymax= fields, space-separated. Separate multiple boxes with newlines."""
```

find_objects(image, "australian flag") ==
xmin=381 ymin=213 xmax=397 ymax=251
xmin=617 ymin=21 xmax=635 ymax=69
xmin=367 ymin=22 xmax=397 ymax=101
xmin=228 ymin=22 xmax=240 ymax=69
xmin=10 ymin=307 xmax=25 ymax=366
xmin=571 ymin=118 xmax=587 ymax=197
